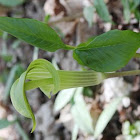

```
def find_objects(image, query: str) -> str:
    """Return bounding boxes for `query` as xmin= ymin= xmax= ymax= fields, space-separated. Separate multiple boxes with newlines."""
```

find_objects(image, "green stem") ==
xmin=105 ymin=70 xmax=140 ymax=78
xmin=65 ymin=45 xmax=76 ymax=50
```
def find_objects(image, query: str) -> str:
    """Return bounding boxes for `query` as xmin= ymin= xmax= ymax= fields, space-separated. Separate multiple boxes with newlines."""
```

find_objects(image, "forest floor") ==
xmin=0 ymin=0 xmax=140 ymax=140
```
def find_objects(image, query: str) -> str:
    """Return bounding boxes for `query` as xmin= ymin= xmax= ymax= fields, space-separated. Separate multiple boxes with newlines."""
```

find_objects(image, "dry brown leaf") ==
xmin=60 ymin=0 xmax=84 ymax=15
xmin=44 ymin=0 xmax=66 ymax=16
xmin=90 ymin=102 xmax=101 ymax=127
xmin=0 ymin=5 xmax=9 ymax=16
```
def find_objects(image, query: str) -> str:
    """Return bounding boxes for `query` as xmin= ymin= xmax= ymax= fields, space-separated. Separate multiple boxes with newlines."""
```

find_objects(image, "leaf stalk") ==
xmin=65 ymin=44 xmax=76 ymax=50
xmin=105 ymin=70 xmax=140 ymax=78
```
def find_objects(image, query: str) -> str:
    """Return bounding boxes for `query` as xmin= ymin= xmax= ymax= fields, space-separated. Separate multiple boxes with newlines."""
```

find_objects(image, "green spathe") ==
xmin=10 ymin=58 xmax=140 ymax=132
xmin=10 ymin=59 xmax=106 ymax=132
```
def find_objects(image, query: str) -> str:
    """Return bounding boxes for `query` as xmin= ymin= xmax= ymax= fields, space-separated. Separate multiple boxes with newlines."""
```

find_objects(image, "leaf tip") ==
xmin=31 ymin=118 xmax=36 ymax=133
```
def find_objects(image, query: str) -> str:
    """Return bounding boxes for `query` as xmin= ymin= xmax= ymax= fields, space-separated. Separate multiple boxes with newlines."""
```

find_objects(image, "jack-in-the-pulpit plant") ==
xmin=0 ymin=17 xmax=140 ymax=132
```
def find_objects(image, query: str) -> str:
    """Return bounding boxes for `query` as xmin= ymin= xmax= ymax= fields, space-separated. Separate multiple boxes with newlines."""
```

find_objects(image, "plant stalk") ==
xmin=65 ymin=44 xmax=76 ymax=50
xmin=48 ymin=12 xmax=83 ymax=25
xmin=105 ymin=70 xmax=140 ymax=78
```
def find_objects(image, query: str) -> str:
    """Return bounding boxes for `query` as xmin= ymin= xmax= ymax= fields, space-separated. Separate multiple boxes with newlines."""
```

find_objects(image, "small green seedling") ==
xmin=0 ymin=17 xmax=139 ymax=133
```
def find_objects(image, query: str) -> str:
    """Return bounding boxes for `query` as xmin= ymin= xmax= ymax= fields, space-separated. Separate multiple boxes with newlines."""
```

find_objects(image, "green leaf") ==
xmin=133 ymin=2 xmax=140 ymax=21
xmin=83 ymin=6 xmax=95 ymax=27
xmin=54 ymin=88 xmax=76 ymax=112
xmin=94 ymin=0 xmax=112 ymax=22
xmin=0 ymin=0 xmax=24 ymax=7
xmin=121 ymin=0 xmax=131 ymax=23
xmin=71 ymin=87 xmax=94 ymax=134
xmin=73 ymin=36 xmax=96 ymax=65
xmin=74 ymin=30 xmax=140 ymax=72
xmin=134 ymin=9 xmax=140 ymax=20
xmin=94 ymin=97 xmax=123 ymax=138
xmin=0 ymin=119 xmax=16 ymax=129
xmin=0 ymin=17 xmax=66 ymax=52
xmin=131 ymin=0 xmax=140 ymax=10
xmin=77 ymin=36 xmax=96 ymax=48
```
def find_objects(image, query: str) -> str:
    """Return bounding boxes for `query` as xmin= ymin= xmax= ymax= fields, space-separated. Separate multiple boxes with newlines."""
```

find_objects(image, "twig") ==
xmin=48 ymin=12 xmax=83 ymax=25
